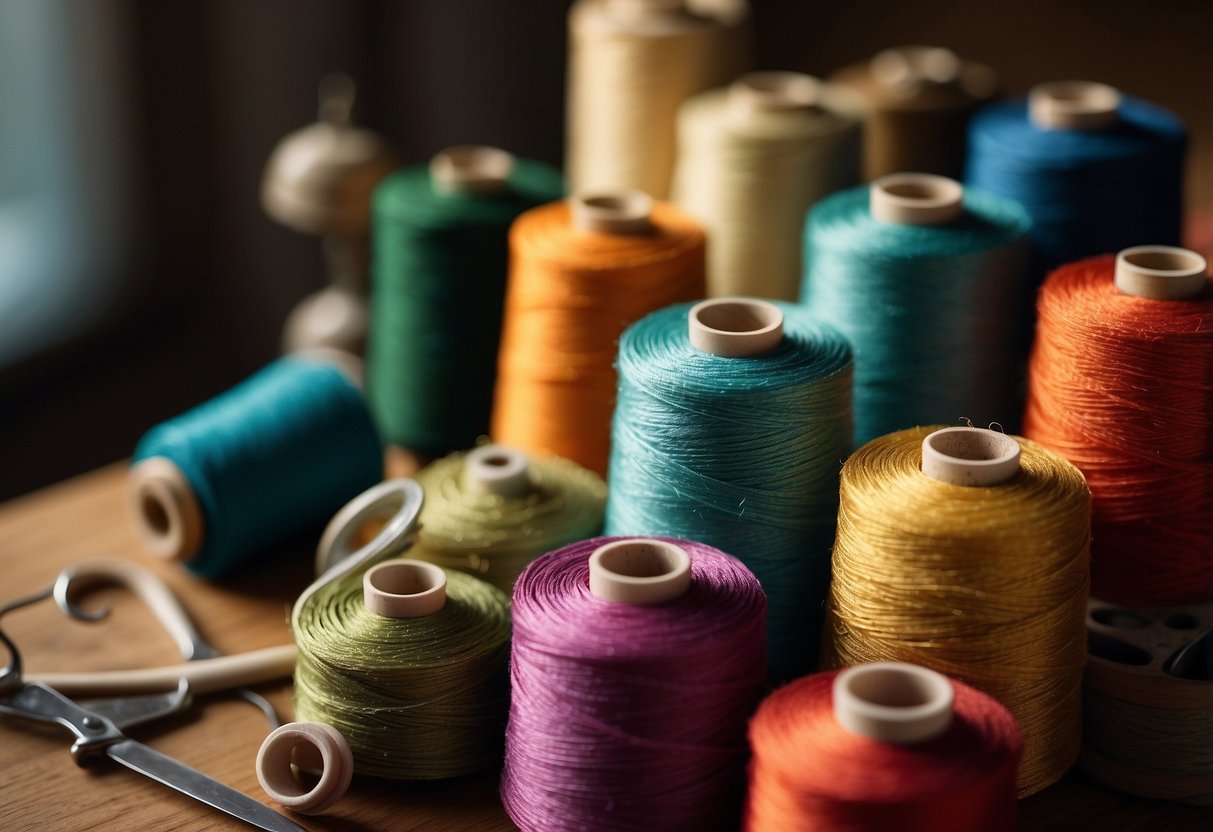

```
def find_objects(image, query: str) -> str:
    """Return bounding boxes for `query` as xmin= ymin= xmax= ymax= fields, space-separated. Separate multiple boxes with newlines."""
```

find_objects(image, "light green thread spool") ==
xmin=292 ymin=560 xmax=511 ymax=780
xmin=409 ymin=444 xmax=607 ymax=591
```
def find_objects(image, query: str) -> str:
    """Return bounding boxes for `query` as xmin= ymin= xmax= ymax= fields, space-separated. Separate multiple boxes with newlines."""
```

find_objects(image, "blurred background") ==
xmin=1 ymin=0 xmax=1210 ymax=501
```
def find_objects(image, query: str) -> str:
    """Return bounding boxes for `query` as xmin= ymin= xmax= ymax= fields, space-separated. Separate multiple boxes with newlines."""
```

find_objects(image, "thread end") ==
xmin=833 ymin=663 xmax=955 ymax=744
xmin=688 ymin=298 xmax=784 ymax=357
xmin=128 ymin=457 xmax=203 ymax=562
xmin=363 ymin=559 xmax=447 ymax=618
xmin=1114 ymin=246 xmax=1207 ymax=300
xmin=589 ymin=538 xmax=691 ymax=605
xmin=870 ymin=173 xmax=964 ymax=226
xmin=1029 ymin=81 xmax=1120 ymax=131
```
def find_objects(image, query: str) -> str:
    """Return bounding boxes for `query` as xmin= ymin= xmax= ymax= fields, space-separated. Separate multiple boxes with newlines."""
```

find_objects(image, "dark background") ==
xmin=1 ymin=0 xmax=1210 ymax=501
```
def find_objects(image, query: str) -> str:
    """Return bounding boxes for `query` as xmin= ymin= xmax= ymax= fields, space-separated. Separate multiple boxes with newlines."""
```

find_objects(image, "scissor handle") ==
xmin=53 ymin=559 xmax=217 ymax=661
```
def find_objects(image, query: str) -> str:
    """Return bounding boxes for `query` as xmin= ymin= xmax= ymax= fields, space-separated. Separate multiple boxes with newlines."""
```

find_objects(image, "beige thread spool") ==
xmin=671 ymin=71 xmax=861 ymax=299
xmin=566 ymin=0 xmax=750 ymax=199
xmin=831 ymin=45 xmax=998 ymax=180
xmin=1083 ymin=598 xmax=1213 ymax=804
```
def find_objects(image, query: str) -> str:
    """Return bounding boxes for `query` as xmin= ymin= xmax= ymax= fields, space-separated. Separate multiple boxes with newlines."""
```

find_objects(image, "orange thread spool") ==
xmin=1024 ymin=248 xmax=1213 ymax=605
xmin=492 ymin=192 xmax=706 ymax=475
xmin=746 ymin=665 xmax=1022 ymax=832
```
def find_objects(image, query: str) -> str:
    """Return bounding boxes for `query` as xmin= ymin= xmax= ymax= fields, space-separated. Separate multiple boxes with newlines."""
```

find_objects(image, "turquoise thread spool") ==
xmin=605 ymin=298 xmax=852 ymax=681
xmin=129 ymin=354 xmax=383 ymax=578
xmin=802 ymin=174 xmax=1031 ymax=447
xmin=367 ymin=146 xmax=564 ymax=454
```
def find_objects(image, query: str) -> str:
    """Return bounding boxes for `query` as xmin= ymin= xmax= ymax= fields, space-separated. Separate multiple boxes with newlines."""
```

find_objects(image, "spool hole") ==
xmin=570 ymin=191 xmax=653 ymax=235
xmin=927 ymin=428 xmax=1018 ymax=463
xmin=694 ymin=301 xmax=781 ymax=336
xmin=687 ymin=298 xmax=784 ymax=357
xmin=1091 ymin=608 xmax=1152 ymax=629
xmin=597 ymin=541 xmax=682 ymax=579
xmin=1088 ymin=631 xmax=1152 ymax=666
xmin=844 ymin=666 xmax=940 ymax=709
xmin=1163 ymin=613 xmax=1200 ymax=630
xmin=481 ymin=454 xmax=510 ymax=468
xmin=870 ymin=174 xmax=964 ymax=226
xmin=588 ymin=538 xmax=693 ymax=605
xmin=731 ymin=72 xmax=822 ymax=113
xmin=141 ymin=493 xmax=171 ymax=538
xmin=1122 ymin=248 xmax=1206 ymax=274
xmin=1162 ymin=628 xmax=1213 ymax=681
xmin=368 ymin=562 xmax=443 ymax=597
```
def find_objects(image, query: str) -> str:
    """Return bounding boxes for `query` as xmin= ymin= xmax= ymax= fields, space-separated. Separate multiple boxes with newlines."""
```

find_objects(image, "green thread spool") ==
xmin=293 ymin=558 xmax=512 ymax=780
xmin=410 ymin=444 xmax=607 ymax=591
xmin=368 ymin=146 xmax=564 ymax=454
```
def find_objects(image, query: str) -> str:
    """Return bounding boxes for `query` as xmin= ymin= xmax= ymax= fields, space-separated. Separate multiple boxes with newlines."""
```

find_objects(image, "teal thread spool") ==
xmin=605 ymin=298 xmax=852 ymax=681
xmin=802 ymin=174 xmax=1031 ymax=447
xmin=368 ymin=146 xmax=564 ymax=454
xmin=129 ymin=354 xmax=383 ymax=578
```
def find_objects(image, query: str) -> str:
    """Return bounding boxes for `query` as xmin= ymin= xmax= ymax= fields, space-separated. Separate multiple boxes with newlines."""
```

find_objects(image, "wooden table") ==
xmin=0 ymin=464 xmax=1208 ymax=831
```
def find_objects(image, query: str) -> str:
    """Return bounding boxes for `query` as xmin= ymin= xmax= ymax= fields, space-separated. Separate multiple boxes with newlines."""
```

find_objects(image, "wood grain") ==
xmin=0 ymin=464 xmax=1208 ymax=830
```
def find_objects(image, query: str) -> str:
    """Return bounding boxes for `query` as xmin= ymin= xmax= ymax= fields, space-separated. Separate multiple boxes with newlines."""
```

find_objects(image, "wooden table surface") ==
xmin=0 ymin=463 xmax=1208 ymax=831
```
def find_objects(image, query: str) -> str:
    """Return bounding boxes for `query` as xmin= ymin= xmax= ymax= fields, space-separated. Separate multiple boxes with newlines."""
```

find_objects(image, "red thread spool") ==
xmin=1024 ymin=248 xmax=1213 ymax=605
xmin=745 ymin=664 xmax=1021 ymax=832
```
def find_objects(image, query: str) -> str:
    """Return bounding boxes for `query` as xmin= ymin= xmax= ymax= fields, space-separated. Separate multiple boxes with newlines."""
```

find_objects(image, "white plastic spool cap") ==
xmin=571 ymin=191 xmax=654 ymax=235
xmin=833 ymin=663 xmax=955 ymax=744
xmin=363 ymin=559 xmax=447 ymax=618
xmin=921 ymin=426 xmax=1021 ymax=487
xmin=688 ymin=298 xmax=784 ymax=357
xmin=608 ymin=0 xmax=686 ymax=18
xmin=461 ymin=444 xmax=533 ymax=498
xmin=871 ymin=46 xmax=962 ymax=89
xmin=870 ymin=173 xmax=965 ymax=226
xmin=256 ymin=722 xmax=353 ymax=815
xmin=430 ymin=145 xmax=515 ymax=196
xmin=589 ymin=538 xmax=692 ymax=605
xmin=1114 ymin=246 xmax=1208 ymax=301
xmin=728 ymin=72 xmax=824 ymax=119
xmin=128 ymin=457 xmax=205 ymax=562
xmin=1029 ymin=81 xmax=1120 ymax=131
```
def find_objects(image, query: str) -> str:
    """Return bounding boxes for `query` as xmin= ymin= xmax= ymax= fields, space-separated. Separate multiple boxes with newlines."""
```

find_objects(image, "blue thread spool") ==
xmin=802 ymin=174 xmax=1031 ymax=447
xmin=129 ymin=354 xmax=383 ymax=578
xmin=605 ymin=298 xmax=852 ymax=681
xmin=966 ymin=81 xmax=1184 ymax=273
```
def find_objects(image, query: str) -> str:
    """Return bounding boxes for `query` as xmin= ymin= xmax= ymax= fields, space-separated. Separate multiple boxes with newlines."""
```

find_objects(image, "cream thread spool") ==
xmin=570 ymin=191 xmax=655 ymax=235
xmin=687 ymin=297 xmax=784 ymax=357
xmin=920 ymin=426 xmax=1022 ymax=487
xmin=430 ymin=145 xmax=516 ymax=196
xmin=589 ymin=538 xmax=692 ymax=605
xmin=460 ymin=444 xmax=534 ymax=499
xmin=833 ymin=662 xmax=955 ymax=744
xmin=870 ymin=45 xmax=963 ymax=95
xmin=869 ymin=173 xmax=965 ymax=227
xmin=1028 ymin=81 xmax=1121 ymax=131
xmin=362 ymin=559 xmax=447 ymax=619
xmin=1114 ymin=245 xmax=1208 ymax=301
xmin=726 ymin=71 xmax=824 ymax=120
xmin=256 ymin=722 xmax=354 ymax=815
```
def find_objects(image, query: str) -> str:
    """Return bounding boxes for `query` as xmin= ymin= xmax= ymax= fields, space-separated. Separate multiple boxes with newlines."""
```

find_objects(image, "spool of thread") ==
xmin=825 ymin=425 xmax=1090 ymax=795
xmin=492 ymin=192 xmax=706 ymax=475
xmin=501 ymin=536 xmax=767 ymax=831
xmin=746 ymin=663 xmax=1022 ymax=830
xmin=566 ymin=0 xmax=750 ymax=199
xmin=606 ymin=298 xmax=851 ymax=681
xmin=966 ymin=81 xmax=1185 ymax=272
xmin=408 ymin=443 xmax=608 ymax=591
xmin=367 ymin=146 xmax=563 ymax=454
xmin=1024 ymin=248 xmax=1213 ymax=606
xmin=1083 ymin=598 xmax=1213 ymax=804
xmin=802 ymin=174 xmax=1031 ymax=446
xmin=128 ymin=354 xmax=383 ymax=579
xmin=830 ymin=45 xmax=999 ymax=180
xmin=670 ymin=71 xmax=862 ymax=300
xmin=256 ymin=721 xmax=354 ymax=815
xmin=292 ymin=557 xmax=512 ymax=779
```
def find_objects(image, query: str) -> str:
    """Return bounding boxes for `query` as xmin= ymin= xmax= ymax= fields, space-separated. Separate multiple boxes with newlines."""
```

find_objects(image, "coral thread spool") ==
xmin=745 ymin=664 xmax=1022 ymax=831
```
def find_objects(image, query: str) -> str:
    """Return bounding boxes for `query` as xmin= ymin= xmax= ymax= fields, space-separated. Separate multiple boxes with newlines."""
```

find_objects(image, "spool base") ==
xmin=128 ymin=457 xmax=204 ymax=563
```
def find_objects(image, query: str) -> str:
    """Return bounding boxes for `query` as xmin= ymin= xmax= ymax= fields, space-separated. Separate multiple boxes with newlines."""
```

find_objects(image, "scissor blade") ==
xmin=105 ymin=739 xmax=305 ymax=832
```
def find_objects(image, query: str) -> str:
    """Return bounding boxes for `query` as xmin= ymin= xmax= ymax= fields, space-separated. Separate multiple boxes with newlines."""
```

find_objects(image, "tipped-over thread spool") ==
xmin=921 ymin=426 xmax=1022 ymax=487
xmin=129 ymin=457 xmax=205 ymax=562
xmin=1029 ymin=81 xmax=1120 ymax=131
xmin=571 ymin=191 xmax=654 ymax=234
xmin=687 ymin=297 xmax=784 ymax=357
xmin=870 ymin=173 xmax=965 ymax=226
xmin=256 ymin=722 xmax=354 ymax=815
xmin=833 ymin=662 xmax=955 ymax=744
xmin=1115 ymin=245 xmax=1207 ymax=301
xmin=588 ymin=538 xmax=692 ymax=605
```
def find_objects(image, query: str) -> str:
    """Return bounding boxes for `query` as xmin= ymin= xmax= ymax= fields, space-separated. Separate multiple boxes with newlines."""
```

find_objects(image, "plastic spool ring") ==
xmin=728 ymin=71 xmax=824 ymax=119
xmin=461 ymin=444 xmax=533 ymax=498
xmin=1114 ymin=246 xmax=1208 ymax=301
xmin=256 ymin=722 xmax=354 ymax=815
xmin=1029 ymin=81 xmax=1120 ymax=131
xmin=921 ymin=426 xmax=1021 ymax=487
xmin=363 ymin=559 xmax=447 ymax=618
xmin=589 ymin=538 xmax=692 ymax=605
xmin=870 ymin=173 xmax=965 ymax=226
xmin=570 ymin=191 xmax=654 ymax=235
xmin=688 ymin=297 xmax=784 ymax=357
xmin=430 ymin=146 xmax=516 ymax=196
xmin=833 ymin=662 xmax=955 ymax=744
xmin=871 ymin=46 xmax=962 ymax=90
xmin=128 ymin=457 xmax=205 ymax=563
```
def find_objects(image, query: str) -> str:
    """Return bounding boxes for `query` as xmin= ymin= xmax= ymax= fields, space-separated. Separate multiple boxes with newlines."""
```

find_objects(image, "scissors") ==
xmin=0 ymin=559 xmax=304 ymax=832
